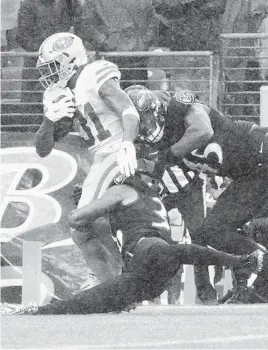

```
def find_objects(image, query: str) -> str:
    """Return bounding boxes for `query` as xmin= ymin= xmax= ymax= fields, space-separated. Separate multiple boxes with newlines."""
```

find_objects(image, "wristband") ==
xmin=122 ymin=107 xmax=140 ymax=120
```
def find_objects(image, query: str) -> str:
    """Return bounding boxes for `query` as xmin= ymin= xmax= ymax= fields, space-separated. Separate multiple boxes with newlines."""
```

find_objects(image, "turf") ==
xmin=2 ymin=304 xmax=268 ymax=349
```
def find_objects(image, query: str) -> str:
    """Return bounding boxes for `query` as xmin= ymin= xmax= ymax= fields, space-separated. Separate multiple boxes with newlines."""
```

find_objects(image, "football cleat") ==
xmin=1 ymin=302 xmax=38 ymax=315
xmin=233 ymin=249 xmax=264 ymax=284
xmin=226 ymin=250 xmax=266 ymax=304
xmin=225 ymin=286 xmax=252 ymax=304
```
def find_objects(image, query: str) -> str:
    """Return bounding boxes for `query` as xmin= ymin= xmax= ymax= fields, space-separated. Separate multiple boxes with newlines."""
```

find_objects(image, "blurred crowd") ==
xmin=1 ymin=0 xmax=268 ymax=102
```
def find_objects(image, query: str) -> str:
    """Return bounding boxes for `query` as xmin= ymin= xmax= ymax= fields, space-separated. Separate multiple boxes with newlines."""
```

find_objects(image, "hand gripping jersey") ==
xmin=71 ymin=60 xmax=123 ymax=154
xmin=161 ymin=90 xmax=266 ymax=179
xmin=109 ymin=186 xmax=172 ymax=256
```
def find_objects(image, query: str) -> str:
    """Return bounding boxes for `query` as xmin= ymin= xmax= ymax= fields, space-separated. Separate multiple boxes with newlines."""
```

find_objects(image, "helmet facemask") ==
xmin=138 ymin=101 xmax=165 ymax=144
xmin=36 ymin=33 xmax=88 ymax=90
xmin=37 ymin=53 xmax=76 ymax=89
xmin=125 ymin=88 xmax=166 ymax=144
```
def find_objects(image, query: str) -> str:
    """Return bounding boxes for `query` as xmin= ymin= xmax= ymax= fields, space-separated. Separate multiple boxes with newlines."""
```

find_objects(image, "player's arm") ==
xmin=169 ymin=103 xmax=214 ymax=159
xmin=34 ymin=117 xmax=56 ymax=158
xmin=99 ymin=79 xmax=140 ymax=142
xmin=35 ymin=88 xmax=75 ymax=157
xmin=99 ymin=79 xmax=140 ymax=176
xmin=68 ymin=185 xmax=133 ymax=232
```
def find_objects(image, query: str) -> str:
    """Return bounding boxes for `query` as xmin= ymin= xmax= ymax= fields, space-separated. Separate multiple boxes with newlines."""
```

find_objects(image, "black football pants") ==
xmin=35 ymin=237 xmax=246 ymax=314
xmin=192 ymin=165 xmax=268 ymax=298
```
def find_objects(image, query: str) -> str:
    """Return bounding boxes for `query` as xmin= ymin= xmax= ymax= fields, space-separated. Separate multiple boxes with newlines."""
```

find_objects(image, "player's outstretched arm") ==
xmin=68 ymin=185 xmax=134 ymax=232
xmin=99 ymin=79 xmax=140 ymax=177
xmin=99 ymin=79 xmax=140 ymax=142
xmin=169 ymin=103 xmax=214 ymax=162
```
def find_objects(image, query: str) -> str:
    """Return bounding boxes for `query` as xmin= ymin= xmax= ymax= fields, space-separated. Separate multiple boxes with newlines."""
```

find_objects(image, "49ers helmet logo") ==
xmin=53 ymin=36 xmax=74 ymax=51
xmin=175 ymin=90 xmax=195 ymax=104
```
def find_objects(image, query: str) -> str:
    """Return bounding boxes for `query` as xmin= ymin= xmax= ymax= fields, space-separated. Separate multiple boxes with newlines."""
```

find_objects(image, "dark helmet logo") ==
xmin=53 ymin=36 xmax=74 ymax=52
xmin=175 ymin=90 xmax=195 ymax=104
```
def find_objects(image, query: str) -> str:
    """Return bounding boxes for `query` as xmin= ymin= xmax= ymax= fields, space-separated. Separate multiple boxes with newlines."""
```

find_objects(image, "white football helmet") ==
xmin=36 ymin=32 xmax=88 ymax=89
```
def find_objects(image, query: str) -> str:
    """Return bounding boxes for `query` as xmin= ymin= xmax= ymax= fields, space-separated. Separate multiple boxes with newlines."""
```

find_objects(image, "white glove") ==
xmin=43 ymin=87 xmax=76 ymax=123
xmin=117 ymin=141 xmax=137 ymax=177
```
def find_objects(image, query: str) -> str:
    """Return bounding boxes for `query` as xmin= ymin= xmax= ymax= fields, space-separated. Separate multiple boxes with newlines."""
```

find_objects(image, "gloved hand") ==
xmin=43 ymin=87 xmax=76 ymax=123
xmin=117 ymin=141 xmax=137 ymax=177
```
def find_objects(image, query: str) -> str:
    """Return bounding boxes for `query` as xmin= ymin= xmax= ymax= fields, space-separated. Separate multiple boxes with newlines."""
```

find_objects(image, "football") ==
xmin=52 ymin=89 xmax=76 ymax=141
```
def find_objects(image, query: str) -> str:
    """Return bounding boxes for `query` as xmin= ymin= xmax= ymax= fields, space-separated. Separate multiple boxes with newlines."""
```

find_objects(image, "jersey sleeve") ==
xmin=84 ymin=60 xmax=121 ymax=94
xmin=167 ymin=90 xmax=196 ymax=121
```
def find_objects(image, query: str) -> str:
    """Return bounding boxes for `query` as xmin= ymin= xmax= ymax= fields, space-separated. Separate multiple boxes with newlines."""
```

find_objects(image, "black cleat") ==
xmin=225 ymin=286 xmax=252 ymax=304
xmin=218 ymin=289 xmax=235 ymax=304
xmin=226 ymin=250 xmax=266 ymax=304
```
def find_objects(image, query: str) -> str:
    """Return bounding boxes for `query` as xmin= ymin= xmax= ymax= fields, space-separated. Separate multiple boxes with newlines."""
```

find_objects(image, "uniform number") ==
xmin=78 ymin=102 xmax=111 ymax=144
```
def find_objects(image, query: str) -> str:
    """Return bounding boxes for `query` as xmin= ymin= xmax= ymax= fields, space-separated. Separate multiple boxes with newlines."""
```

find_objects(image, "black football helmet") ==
xmin=125 ymin=85 xmax=166 ymax=144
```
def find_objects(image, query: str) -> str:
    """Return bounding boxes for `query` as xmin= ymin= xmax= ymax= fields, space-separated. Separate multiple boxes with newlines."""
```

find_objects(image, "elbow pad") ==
xmin=122 ymin=106 xmax=140 ymax=121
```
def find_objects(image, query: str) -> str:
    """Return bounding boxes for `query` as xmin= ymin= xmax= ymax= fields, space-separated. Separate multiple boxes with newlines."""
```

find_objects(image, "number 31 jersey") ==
xmin=72 ymin=60 xmax=123 ymax=154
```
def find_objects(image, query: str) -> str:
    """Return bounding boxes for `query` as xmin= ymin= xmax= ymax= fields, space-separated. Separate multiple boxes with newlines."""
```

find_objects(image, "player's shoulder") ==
xmin=77 ymin=60 xmax=121 ymax=91
xmin=167 ymin=89 xmax=197 ymax=119
xmin=82 ymin=60 xmax=120 ymax=80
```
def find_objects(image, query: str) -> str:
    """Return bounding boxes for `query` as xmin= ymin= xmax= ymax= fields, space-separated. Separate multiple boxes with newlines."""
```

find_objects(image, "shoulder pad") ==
xmin=80 ymin=60 xmax=121 ymax=92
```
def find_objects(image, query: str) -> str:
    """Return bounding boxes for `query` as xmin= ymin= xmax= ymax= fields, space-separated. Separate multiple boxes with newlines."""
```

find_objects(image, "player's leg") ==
xmin=195 ymin=171 xmax=268 ymax=303
xmin=197 ymin=174 xmax=267 ymax=253
xmin=33 ymin=273 xmax=149 ymax=315
xmin=71 ymin=217 xmax=123 ymax=283
xmin=163 ymin=174 xmax=217 ymax=304
xmin=170 ymin=177 xmax=218 ymax=304
xmin=71 ymin=153 xmax=123 ymax=283
xmin=22 ymin=239 xmax=175 ymax=315
xmin=12 ymin=237 xmax=264 ymax=315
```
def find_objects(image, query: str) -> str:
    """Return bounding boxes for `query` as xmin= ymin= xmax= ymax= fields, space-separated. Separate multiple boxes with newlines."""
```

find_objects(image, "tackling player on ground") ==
xmin=6 ymin=165 xmax=265 ymax=315
xmin=34 ymin=33 xmax=141 ymax=285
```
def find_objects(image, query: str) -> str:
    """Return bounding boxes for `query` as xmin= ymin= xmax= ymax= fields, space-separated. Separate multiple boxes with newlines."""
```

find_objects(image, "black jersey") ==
xmin=158 ymin=90 xmax=265 ymax=179
xmin=109 ymin=188 xmax=172 ymax=255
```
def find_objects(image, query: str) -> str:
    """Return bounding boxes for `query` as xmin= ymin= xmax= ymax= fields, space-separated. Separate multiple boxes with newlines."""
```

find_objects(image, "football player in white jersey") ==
xmin=34 ymin=33 xmax=141 ymax=284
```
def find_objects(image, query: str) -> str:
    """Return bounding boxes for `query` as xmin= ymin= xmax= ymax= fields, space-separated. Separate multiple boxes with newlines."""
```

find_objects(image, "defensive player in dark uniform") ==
xmin=7 ymin=169 xmax=264 ymax=315
xmin=124 ymin=85 xmax=211 ymax=303
xmin=126 ymin=85 xmax=268 ymax=304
